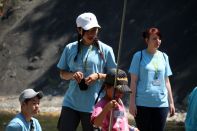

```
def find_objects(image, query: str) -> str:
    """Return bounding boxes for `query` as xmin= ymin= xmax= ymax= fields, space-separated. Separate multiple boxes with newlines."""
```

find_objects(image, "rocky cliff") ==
xmin=0 ymin=0 xmax=197 ymax=109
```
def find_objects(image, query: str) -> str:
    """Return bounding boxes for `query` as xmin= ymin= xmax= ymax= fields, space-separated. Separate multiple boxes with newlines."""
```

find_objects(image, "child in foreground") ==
xmin=91 ymin=68 xmax=139 ymax=131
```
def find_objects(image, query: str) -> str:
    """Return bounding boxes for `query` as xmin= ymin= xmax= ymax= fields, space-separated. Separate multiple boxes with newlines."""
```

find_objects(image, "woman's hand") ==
xmin=85 ymin=73 xmax=99 ymax=85
xmin=73 ymin=71 xmax=84 ymax=83
xmin=169 ymin=103 xmax=175 ymax=117
xmin=165 ymin=77 xmax=175 ymax=117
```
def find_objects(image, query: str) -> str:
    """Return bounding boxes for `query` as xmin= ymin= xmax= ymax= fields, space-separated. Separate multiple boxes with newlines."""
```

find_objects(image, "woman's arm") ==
xmin=129 ymin=74 xmax=138 ymax=117
xmin=60 ymin=70 xmax=107 ymax=84
xmin=166 ymin=77 xmax=175 ymax=117
xmin=60 ymin=70 xmax=75 ymax=80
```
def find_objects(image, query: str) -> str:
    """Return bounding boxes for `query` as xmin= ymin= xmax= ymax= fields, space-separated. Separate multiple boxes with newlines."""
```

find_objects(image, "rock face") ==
xmin=0 ymin=0 xmax=197 ymax=109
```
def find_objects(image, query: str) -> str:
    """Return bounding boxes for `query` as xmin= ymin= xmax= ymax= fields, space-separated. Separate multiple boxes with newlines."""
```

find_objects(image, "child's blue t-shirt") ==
xmin=6 ymin=113 xmax=42 ymax=131
xmin=129 ymin=49 xmax=172 ymax=107
xmin=57 ymin=41 xmax=116 ymax=112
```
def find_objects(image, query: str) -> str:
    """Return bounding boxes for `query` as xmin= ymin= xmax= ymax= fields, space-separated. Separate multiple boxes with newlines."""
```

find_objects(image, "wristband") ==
xmin=96 ymin=73 xmax=100 ymax=79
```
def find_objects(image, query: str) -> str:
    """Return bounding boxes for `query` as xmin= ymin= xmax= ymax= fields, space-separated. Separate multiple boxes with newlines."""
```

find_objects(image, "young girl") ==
xmin=91 ymin=68 xmax=139 ymax=131
xmin=57 ymin=12 xmax=116 ymax=131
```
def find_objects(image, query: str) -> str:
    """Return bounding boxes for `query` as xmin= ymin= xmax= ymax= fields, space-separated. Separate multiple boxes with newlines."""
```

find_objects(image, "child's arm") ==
xmin=93 ymin=100 xmax=118 ymax=127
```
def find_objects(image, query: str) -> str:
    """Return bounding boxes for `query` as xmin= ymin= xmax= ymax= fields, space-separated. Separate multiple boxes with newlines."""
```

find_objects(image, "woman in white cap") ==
xmin=57 ymin=12 xmax=116 ymax=131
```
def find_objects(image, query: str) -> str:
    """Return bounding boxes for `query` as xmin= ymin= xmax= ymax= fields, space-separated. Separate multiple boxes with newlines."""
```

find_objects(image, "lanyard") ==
xmin=152 ymin=53 xmax=160 ymax=79
xmin=80 ymin=45 xmax=93 ymax=72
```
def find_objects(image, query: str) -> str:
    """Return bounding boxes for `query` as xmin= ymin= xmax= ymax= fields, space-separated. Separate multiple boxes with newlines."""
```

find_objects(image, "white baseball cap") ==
xmin=76 ymin=12 xmax=101 ymax=30
xmin=19 ymin=89 xmax=43 ymax=103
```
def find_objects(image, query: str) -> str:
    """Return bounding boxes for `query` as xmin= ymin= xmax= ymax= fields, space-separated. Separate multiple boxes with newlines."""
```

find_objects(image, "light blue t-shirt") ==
xmin=185 ymin=87 xmax=197 ymax=131
xmin=57 ymin=41 xmax=116 ymax=112
xmin=129 ymin=49 xmax=172 ymax=107
xmin=6 ymin=113 xmax=42 ymax=131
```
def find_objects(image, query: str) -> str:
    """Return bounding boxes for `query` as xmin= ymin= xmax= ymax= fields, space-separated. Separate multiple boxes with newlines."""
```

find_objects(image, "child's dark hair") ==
xmin=74 ymin=28 xmax=105 ymax=62
xmin=142 ymin=27 xmax=162 ymax=40
xmin=23 ymin=98 xmax=32 ymax=104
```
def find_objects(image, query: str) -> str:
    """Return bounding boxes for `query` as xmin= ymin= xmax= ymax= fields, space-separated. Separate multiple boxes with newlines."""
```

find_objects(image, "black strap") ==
xmin=94 ymin=85 xmax=105 ymax=105
xmin=139 ymin=50 xmax=166 ymax=63
xmin=138 ymin=51 xmax=142 ymax=80
xmin=30 ymin=119 xmax=34 ymax=131
xmin=140 ymin=50 xmax=142 ymax=62
xmin=162 ymin=52 xmax=166 ymax=62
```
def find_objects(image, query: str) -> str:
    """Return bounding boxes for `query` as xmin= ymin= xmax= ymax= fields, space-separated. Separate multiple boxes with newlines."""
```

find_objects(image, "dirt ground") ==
xmin=0 ymin=95 xmax=186 ymax=123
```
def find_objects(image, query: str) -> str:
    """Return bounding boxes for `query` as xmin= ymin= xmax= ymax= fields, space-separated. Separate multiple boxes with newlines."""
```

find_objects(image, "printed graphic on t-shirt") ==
xmin=113 ymin=110 xmax=124 ymax=118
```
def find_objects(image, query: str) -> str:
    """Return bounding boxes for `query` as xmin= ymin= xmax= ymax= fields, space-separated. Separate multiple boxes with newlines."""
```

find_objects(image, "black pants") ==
xmin=57 ymin=106 xmax=94 ymax=131
xmin=135 ymin=106 xmax=168 ymax=131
